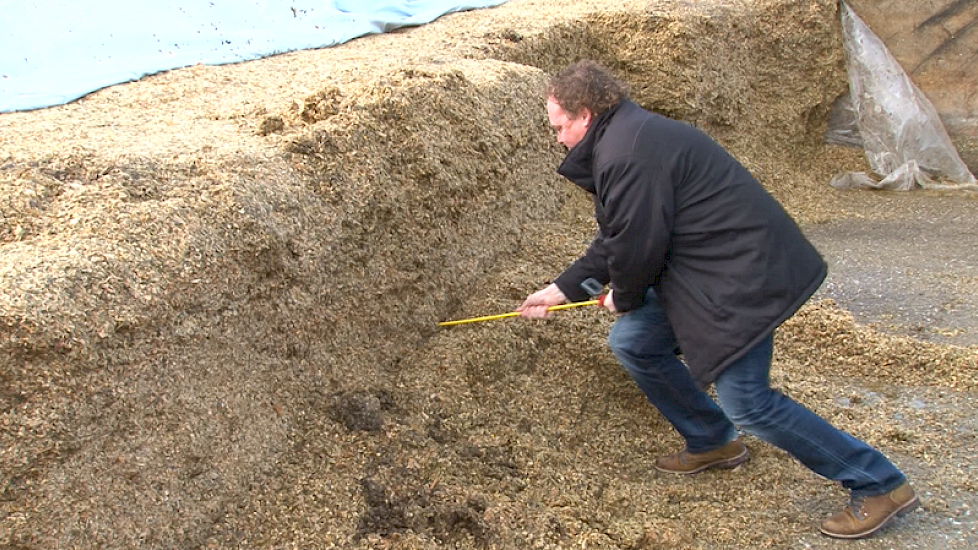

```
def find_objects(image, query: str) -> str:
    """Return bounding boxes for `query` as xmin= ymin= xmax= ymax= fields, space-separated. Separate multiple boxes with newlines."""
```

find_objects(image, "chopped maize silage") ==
xmin=1 ymin=1 xmax=975 ymax=549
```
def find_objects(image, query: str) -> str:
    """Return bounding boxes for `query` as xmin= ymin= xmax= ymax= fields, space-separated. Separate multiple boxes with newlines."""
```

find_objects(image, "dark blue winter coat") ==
xmin=553 ymin=99 xmax=826 ymax=385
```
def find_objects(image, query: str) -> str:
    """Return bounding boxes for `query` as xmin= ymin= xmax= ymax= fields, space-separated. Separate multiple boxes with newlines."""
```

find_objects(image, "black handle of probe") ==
xmin=580 ymin=278 xmax=606 ymax=306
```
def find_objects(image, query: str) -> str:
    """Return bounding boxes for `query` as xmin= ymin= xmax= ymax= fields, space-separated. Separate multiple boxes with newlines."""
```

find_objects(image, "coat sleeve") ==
xmin=553 ymin=226 xmax=610 ymax=302
xmin=598 ymin=155 xmax=675 ymax=312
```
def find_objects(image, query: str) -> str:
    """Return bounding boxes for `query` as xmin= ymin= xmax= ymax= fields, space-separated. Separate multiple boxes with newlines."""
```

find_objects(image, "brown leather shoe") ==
xmin=654 ymin=438 xmax=749 ymax=474
xmin=820 ymin=481 xmax=919 ymax=539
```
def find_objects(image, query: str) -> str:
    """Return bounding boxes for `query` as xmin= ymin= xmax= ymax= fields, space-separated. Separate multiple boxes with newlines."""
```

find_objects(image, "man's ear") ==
xmin=580 ymin=108 xmax=594 ymax=127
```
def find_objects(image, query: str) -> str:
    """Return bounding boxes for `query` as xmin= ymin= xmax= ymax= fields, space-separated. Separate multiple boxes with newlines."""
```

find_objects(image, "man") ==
xmin=519 ymin=60 xmax=917 ymax=539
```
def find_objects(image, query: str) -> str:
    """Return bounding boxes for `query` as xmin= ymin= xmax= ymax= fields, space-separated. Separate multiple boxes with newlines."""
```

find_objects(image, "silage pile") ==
xmin=2 ymin=0 xmax=976 ymax=549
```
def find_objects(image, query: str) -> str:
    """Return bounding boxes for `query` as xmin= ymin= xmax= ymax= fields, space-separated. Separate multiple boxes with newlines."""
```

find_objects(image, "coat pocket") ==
xmin=663 ymin=268 xmax=731 ymax=323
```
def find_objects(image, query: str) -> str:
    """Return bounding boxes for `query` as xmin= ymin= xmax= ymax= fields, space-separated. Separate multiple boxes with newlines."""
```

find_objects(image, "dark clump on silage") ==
xmin=1 ymin=1 xmax=976 ymax=549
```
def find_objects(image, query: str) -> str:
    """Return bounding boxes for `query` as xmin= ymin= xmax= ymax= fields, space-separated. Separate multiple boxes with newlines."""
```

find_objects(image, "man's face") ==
xmin=546 ymin=97 xmax=592 ymax=149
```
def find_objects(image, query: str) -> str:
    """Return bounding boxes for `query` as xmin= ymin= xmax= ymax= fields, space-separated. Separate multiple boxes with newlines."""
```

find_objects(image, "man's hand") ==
xmin=602 ymin=289 xmax=617 ymax=313
xmin=518 ymin=283 xmax=567 ymax=319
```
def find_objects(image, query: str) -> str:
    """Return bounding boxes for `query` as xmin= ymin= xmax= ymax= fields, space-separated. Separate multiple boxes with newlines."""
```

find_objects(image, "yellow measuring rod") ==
xmin=438 ymin=299 xmax=601 ymax=327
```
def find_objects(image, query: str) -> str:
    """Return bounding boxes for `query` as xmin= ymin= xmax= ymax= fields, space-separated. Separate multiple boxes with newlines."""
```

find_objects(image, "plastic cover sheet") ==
xmin=832 ymin=2 xmax=977 ymax=191
xmin=0 ymin=0 xmax=508 ymax=113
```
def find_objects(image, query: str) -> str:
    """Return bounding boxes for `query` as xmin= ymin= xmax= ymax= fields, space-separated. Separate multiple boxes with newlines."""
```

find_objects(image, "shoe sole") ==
xmin=654 ymin=448 xmax=750 ymax=475
xmin=819 ymin=496 xmax=920 ymax=539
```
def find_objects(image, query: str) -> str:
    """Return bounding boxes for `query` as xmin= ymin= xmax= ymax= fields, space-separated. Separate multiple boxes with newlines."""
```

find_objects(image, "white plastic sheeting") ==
xmin=0 ymin=0 xmax=508 ymax=113
xmin=831 ymin=2 xmax=977 ymax=191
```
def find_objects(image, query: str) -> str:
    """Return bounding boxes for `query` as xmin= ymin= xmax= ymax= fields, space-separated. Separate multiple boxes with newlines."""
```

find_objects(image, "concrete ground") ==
xmin=806 ymin=191 xmax=978 ymax=349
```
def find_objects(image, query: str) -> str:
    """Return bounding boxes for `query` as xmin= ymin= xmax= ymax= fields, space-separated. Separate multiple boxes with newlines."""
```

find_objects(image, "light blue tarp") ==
xmin=0 ymin=0 xmax=508 ymax=113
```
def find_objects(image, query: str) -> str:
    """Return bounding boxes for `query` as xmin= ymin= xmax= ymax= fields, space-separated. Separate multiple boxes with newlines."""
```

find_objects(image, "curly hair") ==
xmin=546 ymin=60 xmax=629 ymax=118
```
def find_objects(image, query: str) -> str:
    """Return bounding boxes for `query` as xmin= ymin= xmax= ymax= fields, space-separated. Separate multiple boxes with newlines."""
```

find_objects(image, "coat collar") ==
xmin=556 ymin=99 xmax=629 ymax=193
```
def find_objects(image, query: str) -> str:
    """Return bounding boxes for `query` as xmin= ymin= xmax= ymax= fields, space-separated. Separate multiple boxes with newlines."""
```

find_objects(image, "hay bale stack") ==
xmin=2 ymin=1 xmax=975 ymax=549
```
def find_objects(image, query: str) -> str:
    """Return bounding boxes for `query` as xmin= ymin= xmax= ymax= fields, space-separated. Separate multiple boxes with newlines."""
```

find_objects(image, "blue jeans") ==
xmin=608 ymin=288 xmax=906 ymax=497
